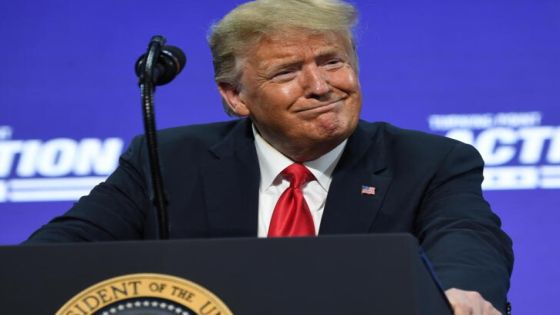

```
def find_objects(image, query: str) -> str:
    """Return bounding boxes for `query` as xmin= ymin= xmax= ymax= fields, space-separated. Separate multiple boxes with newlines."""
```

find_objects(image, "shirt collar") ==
xmin=253 ymin=124 xmax=347 ymax=192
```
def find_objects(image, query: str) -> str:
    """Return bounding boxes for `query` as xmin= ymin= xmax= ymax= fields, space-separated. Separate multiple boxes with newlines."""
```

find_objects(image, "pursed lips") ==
xmin=293 ymin=98 xmax=345 ymax=113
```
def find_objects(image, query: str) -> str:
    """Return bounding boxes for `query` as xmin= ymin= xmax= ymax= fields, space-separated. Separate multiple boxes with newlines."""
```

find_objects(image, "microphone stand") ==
xmin=138 ymin=35 xmax=169 ymax=240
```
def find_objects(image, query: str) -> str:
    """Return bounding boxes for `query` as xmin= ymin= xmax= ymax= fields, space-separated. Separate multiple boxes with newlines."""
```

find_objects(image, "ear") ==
xmin=218 ymin=82 xmax=250 ymax=116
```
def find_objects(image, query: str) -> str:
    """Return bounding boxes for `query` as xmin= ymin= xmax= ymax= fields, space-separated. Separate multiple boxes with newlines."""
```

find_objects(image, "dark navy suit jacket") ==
xmin=27 ymin=119 xmax=513 ymax=311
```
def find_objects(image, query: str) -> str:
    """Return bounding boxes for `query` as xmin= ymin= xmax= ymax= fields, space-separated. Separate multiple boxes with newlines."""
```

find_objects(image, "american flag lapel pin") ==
xmin=361 ymin=185 xmax=376 ymax=195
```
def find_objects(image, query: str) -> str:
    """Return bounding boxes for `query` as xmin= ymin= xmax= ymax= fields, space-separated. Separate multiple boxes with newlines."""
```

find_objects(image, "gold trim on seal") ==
xmin=56 ymin=273 xmax=233 ymax=315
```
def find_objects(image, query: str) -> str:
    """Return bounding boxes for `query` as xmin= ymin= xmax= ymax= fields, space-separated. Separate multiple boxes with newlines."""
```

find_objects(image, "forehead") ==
xmin=245 ymin=31 xmax=353 ymax=67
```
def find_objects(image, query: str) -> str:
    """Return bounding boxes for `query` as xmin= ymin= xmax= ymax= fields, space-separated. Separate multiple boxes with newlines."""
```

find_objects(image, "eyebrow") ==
xmin=260 ymin=48 xmax=345 ymax=74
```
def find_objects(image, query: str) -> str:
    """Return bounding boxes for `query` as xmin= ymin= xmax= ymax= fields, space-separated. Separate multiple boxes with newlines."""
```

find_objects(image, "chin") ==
xmin=316 ymin=115 xmax=356 ymax=139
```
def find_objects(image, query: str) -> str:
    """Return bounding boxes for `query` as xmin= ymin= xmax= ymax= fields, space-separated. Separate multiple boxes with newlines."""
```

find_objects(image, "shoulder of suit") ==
xmin=155 ymin=119 xmax=244 ymax=147
xmin=358 ymin=120 xmax=477 ymax=157
xmin=122 ymin=120 xmax=246 ymax=160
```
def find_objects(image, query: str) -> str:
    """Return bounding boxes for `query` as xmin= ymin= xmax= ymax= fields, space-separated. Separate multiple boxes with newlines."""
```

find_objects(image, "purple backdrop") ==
xmin=1 ymin=1 xmax=559 ymax=313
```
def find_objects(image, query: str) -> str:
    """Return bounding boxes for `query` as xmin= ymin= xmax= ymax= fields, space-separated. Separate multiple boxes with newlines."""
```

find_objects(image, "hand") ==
xmin=445 ymin=288 xmax=501 ymax=315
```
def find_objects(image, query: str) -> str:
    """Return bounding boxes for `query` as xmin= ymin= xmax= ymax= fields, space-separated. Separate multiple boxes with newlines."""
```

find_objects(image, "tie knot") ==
xmin=282 ymin=163 xmax=314 ymax=188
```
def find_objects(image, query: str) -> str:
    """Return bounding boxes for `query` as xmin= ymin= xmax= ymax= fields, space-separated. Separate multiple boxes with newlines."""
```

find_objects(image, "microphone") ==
xmin=135 ymin=35 xmax=187 ymax=239
xmin=135 ymin=43 xmax=186 ymax=86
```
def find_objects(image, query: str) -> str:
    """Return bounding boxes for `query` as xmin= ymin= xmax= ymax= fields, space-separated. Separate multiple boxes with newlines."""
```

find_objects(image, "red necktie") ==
xmin=268 ymin=163 xmax=316 ymax=237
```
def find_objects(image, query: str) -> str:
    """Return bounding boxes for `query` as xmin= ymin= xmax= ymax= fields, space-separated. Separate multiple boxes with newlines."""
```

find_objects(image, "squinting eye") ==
xmin=271 ymin=70 xmax=297 ymax=81
xmin=323 ymin=59 xmax=344 ymax=70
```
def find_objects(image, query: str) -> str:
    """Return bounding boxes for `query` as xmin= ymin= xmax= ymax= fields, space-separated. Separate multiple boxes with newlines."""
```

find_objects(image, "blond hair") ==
xmin=208 ymin=0 xmax=358 ymax=115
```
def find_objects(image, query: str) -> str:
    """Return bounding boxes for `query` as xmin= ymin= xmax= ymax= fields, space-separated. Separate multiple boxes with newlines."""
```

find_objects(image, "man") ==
xmin=26 ymin=0 xmax=513 ymax=314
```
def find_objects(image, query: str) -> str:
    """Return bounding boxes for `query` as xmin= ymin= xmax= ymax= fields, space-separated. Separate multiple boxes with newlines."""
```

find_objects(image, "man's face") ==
xmin=220 ymin=31 xmax=362 ymax=161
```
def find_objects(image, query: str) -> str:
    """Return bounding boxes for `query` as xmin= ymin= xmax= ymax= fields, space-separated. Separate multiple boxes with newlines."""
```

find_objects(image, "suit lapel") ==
xmin=199 ymin=120 xmax=391 ymax=237
xmin=201 ymin=119 xmax=260 ymax=237
xmin=319 ymin=122 xmax=392 ymax=234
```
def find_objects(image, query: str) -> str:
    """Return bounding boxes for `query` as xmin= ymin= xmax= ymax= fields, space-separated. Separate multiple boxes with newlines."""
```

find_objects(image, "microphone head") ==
xmin=135 ymin=45 xmax=187 ymax=86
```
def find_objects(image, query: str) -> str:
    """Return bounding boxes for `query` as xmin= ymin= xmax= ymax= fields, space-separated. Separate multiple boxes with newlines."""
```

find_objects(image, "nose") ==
xmin=302 ymin=64 xmax=330 ymax=99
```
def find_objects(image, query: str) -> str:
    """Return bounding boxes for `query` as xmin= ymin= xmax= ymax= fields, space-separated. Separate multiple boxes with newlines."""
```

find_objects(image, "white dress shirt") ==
xmin=253 ymin=125 xmax=347 ymax=237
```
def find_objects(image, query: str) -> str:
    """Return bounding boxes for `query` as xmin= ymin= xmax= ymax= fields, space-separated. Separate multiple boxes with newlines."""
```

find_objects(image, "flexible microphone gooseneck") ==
xmin=135 ymin=35 xmax=186 ymax=240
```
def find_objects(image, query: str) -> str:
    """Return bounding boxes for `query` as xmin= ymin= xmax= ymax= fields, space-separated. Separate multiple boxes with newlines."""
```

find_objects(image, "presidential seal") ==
xmin=56 ymin=273 xmax=233 ymax=315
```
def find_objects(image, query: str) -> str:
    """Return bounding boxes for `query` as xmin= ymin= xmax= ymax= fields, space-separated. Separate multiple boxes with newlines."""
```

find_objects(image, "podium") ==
xmin=0 ymin=234 xmax=452 ymax=314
